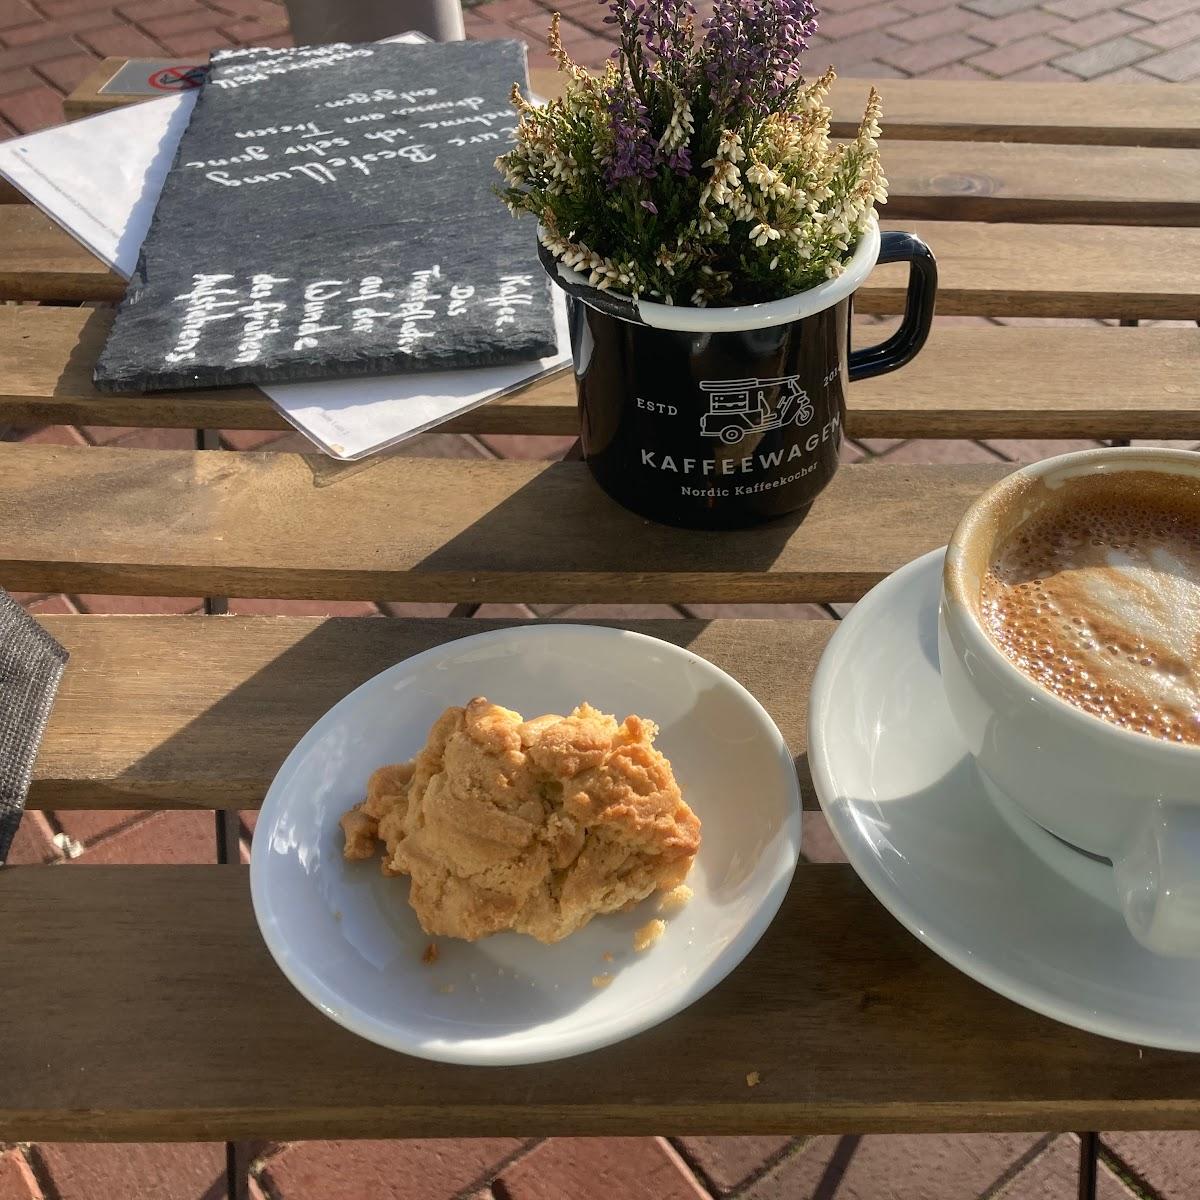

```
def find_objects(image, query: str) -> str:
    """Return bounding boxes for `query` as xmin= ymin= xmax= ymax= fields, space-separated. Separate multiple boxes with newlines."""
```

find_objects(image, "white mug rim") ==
xmin=943 ymin=445 xmax=1200 ymax=761
xmin=543 ymin=215 xmax=882 ymax=332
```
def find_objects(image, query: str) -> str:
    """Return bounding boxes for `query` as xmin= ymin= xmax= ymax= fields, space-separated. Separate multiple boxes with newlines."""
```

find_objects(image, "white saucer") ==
xmin=251 ymin=624 xmax=801 ymax=1065
xmin=808 ymin=548 xmax=1200 ymax=1052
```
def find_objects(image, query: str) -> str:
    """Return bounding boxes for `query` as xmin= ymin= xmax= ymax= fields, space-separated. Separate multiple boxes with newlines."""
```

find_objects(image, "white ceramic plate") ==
xmin=809 ymin=548 xmax=1200 ymax=1051
xmin=251 ymin=624 xmax=801 ymax=1065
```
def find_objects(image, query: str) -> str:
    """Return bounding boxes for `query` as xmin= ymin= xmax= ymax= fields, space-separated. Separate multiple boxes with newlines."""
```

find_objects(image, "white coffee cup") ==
xmin=938 ymin=447 xmax=1200 ymax=957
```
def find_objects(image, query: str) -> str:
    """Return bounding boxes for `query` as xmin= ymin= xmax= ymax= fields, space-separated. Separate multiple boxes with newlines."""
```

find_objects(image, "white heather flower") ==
xmin=716 ymin=128 xmax=745 ymax=163
xmin=660 ymin=87 xmax=695 ymax=153
xmin=748 ymin=222 xmax=781 ymax=247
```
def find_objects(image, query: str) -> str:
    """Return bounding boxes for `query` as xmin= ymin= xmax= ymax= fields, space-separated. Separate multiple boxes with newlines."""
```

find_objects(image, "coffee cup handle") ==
xmin=1113 ymin=802 xmax=1200 ymax=957
xmin=848 ymin=231 xmax=938 ymax=382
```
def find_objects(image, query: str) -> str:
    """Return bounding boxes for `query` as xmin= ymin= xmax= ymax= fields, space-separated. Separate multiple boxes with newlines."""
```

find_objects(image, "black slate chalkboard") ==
xmin=94 ymin=40 xmax=557 ymax=393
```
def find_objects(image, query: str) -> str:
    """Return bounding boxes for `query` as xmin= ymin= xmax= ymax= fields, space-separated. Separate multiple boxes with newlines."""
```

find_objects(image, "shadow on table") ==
xmin=405 ymin=457 xmax=808 ymax=593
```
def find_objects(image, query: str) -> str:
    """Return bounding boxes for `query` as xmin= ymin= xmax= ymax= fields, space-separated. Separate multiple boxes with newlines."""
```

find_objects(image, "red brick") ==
xmin=38 ymin=0 xmax=125 ymax=15
xmin=924 ymin=60 xmax=993 ymax=76
xmin=676 ymin=1138 xmax=795 ymax=1195
xmin=1140 ymin=39 xmax=1200 ymax=77
xmin=1134 ymin=9 xmax=1200 ymax=44
xmin=744 ymin=1134 xmax=1045 ymax=1199
xmin=54 ymin=809 xmax=145 ymax=846
xmin=1008 ymin=1136 xmax=1135 ymax=1198
xmin=799 ymin=811 xmax=849 ymax=864
xmin=1007 ymin=62 xmax=1083 ymax=79
xmin=4 ymin=811 xmax=59 ymax=865
xmin=881 ymin=31 xmax=991 ymax=71
xmin=8 ymin=424 xmax=86 ymax=445
xmin=832 ymin=56 xmax=907 ymax=77
xmin=262 ymin=1139 xmax=525 ymax=1200
xmin=0 ymin=65 xmax=38 ymax=93
xmin=962 ymin=0 xmax=1043 ymax=13
xmin=1043 ymin=0 xmax=1125 ymax=15
xmin=24 ymin=594 xmax=77 ymax=614
xmin=0 ymin=82 xmax=64 ymax=130
xmin=970 ymin=9 xmax=1067 ymax=43
xmin=72 ymin=594 xmax=205 ymax=613
xmin=227 ymin=597 xmax=382 ymax=616
xmin=475 ymin=0 xmax=545 ymax=22
xmin=815 ymin=27 xmax=910 ymax=66
xmin=142 ymin=8 xmax=231 ymax=34
xmin=498 ymin=1138 xmax=707 ymax=1200
xmin=220 ymin=17 xmax=288 ymax=40
xmin=152 ymin=26 xmax=235 ymax=56
xmin=219 ymin=428 xmax=292 ymax=450
xmin=376 ymin=601 xmax=455 ymax=617
xmin=116 ymin=0 xmax=200 ymax=19
xmin=33 ymin=52 xmax=100 ymax=92
xmin=817 ymin=3 xmax=909 ymax=39
xmin=1052 ymin=33 xmax=1156 ymax=74
xmin=967 ymin=32 xmax=1072 ymax=72
xmin=0 ymin=1149 xmax=42 ymax=1200
xmin=1103 ymin=1131 xmax=1200 ymax=1197
xmin=980 ymin=437 xmax=1102 ymax=462
xmin=246 ymin=28 xmax=288 ymax=46
xmin=0 ymin=0 xmax=37 ymax=32
xmin=0 ymin=34 xmax=79 ymax=71
xmin=75 ymin=810 xmax=217 ymax=863
xmin=476 ymin=433 xmax=578 ymax=459
xmin=465 ymin=602 xmax=530 ymax=619
xmin=3 ymin=10 xmax=113 ymax=44
xmin=891 ymin=6 xmax=976 ymax=42
xmin=1124 ymin=0 xmax=1197 ymax=18
xmin=1056 ymin=10 xmax=1148 ymax=44
xmin=207 ymin=0 xmax=287 ymax=19
xmin=874 ymin=438 xmax=1002 ymax=464
xmin=78 ymin=24 xmax=168 ymax=56
xmin=30 ymin=1143 xmax=224 ymax=1199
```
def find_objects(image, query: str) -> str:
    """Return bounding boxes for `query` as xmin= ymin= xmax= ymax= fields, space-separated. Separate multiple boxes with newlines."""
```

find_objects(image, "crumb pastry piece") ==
xmin=341 ymin=698 xmax=700 ymax=943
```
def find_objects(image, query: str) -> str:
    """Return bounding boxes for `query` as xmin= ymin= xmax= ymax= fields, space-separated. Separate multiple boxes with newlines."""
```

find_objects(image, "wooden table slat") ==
xmin=31 ymin=615 xmax=826 ymax=810
xmin=882 ymin=140 xmax=1200 ymax=227
xmin=4 ymin=861 xmax=1199 ymax=1142
xmin=0 ymin=444 xmax=1006 ymax=602
xmin=5 ymin=306 xmax=1199 ymax=440
xmin=6 ymin=206 xmax=1198 ymax=318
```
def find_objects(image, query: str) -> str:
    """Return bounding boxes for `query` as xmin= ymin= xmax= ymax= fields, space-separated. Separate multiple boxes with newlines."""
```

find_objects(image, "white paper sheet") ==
xmin=0 ymin=40 xmax=571 ymax=460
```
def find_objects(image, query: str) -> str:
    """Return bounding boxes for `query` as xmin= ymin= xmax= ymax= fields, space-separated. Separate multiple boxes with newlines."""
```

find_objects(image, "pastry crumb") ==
xmin=592 ymin=973 xmax=614 ymax=989
xmin=422 ymin=942 xmax=439 ymax=966
xmin=438 ymin=983 xmax=456 ymax=995
xmin=658 ymin=884 xmax=693 ymax=914
xmin=602 ymin=951 xmax=614 ymax=963
xmin=633 ymin=918 xmax=666 ymax=952
xmin=746 ymin=1071 xmax=761 ymax=1088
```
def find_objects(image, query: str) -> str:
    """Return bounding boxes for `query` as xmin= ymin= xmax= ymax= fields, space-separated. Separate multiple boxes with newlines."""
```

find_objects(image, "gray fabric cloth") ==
xmin=0 ymin=591 xmax=68 ymax=865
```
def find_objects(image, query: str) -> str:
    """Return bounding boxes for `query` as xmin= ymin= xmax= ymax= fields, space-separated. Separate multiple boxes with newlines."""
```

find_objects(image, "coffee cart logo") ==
xmin=699 ymin=376 xmax=815 ymax=445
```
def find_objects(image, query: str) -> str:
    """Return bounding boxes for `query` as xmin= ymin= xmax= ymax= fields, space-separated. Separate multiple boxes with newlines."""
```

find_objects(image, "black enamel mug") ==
xmin=539 ymin=219 xmax=937 ymax=529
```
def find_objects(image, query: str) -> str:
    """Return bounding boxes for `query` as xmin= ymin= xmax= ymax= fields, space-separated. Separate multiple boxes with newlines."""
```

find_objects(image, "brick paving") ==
xmin=1 ymin=0 xmax=1199 ymax=1195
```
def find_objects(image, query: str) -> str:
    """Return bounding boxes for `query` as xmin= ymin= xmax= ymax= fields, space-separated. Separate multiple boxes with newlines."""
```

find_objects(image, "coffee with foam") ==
xmin=979 ymin=469 xmax=1200 ymax=746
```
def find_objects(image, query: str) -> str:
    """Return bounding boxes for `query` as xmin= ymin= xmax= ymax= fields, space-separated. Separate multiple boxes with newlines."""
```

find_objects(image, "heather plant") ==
xmin=496 ymin=0 xmax=887 ymax=307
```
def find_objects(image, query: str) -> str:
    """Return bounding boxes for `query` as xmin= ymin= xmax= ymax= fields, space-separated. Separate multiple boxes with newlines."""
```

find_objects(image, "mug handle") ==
xmin=1113 ymin=802 xmax=1200 ymax=957
xmin=848 ymin=231 xmax=938 ymax=382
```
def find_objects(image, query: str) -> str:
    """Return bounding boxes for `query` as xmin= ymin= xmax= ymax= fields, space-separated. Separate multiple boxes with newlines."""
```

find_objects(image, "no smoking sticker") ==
xmin=148 ymin=64 xmax=208 ymax=90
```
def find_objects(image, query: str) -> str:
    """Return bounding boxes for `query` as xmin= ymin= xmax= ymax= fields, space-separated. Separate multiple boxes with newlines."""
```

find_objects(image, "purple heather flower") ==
xmin=703 ymin=0 xmax=819 ymax=120
xmin=604 ymin=81 xmax=657 ymax=185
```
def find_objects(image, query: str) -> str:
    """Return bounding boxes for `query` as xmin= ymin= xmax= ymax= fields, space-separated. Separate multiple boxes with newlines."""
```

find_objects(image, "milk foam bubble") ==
xmin=980 ymin=473 xmax=1200 ymax=745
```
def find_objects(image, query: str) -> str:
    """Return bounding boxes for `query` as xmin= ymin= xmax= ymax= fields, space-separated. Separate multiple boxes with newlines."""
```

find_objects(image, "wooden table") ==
xmin=1 ymin=67 xmax=1200 ymax=1162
